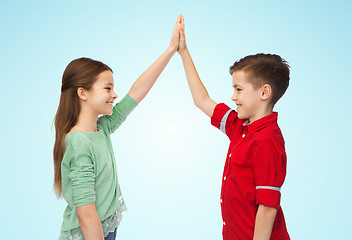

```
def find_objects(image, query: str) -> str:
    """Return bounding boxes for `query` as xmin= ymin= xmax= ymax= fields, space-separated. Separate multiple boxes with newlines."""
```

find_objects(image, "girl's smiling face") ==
xmin=86 ymin=70 xmax=117 ymax=116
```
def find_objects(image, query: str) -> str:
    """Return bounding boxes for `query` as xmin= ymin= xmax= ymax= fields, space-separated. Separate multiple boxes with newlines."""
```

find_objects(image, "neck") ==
xmin=249 ymin=107 xmax=273 ymax=123
xmin=73 ymin=106 xmax=99 ymax=133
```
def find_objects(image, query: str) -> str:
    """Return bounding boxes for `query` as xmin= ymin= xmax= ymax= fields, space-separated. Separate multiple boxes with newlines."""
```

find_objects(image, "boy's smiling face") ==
xmin=231 ymin=70 xmax=264 ymax=122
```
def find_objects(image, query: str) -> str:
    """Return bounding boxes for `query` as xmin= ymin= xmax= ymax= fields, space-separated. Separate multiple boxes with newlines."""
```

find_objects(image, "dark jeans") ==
xmin=104 ymin=227 xmax=117 ymax=240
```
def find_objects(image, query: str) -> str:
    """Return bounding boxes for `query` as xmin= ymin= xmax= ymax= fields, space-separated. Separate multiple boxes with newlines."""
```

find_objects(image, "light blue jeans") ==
xmin=104 ymin=227 xmax=117 ymax=240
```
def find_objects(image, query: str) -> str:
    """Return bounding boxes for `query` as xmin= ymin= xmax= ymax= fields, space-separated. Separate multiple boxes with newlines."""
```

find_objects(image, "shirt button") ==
xmin=224 ymin=176 xmax=226 ymax=180
xmin=220 ymin=199 xmax=223 ymax=203
xmin=242 ymin=134 xmax=245 ymax=138
xmin=223 ymin=221 xmax=226 ymax=225
xmin=229 ymin=154 xmax=232 ymax=158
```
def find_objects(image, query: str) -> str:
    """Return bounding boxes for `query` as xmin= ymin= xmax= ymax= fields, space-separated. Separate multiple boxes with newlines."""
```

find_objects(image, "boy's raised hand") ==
xmin=168 ymin=15 xmax=182 ymax=53
xmin=178 ymin=15 xmax=187 ymax=54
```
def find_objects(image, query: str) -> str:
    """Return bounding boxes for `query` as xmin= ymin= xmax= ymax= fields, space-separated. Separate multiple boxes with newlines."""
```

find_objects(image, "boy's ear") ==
xmin=261 ymin=84 xmax=272 ymax=101
xmin=77 ymin=87 xmax=88 ymax=101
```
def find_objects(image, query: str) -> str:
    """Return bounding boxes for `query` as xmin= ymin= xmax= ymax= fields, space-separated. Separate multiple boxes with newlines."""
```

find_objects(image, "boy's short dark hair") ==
xmin=229 ymin=53 xmax=290 ymax=106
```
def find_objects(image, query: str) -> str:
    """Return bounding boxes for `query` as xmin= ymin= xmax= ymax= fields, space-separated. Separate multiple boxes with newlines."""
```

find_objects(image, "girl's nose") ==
xmin=112 ymin=90 xmax=118 ymax=99
xmin=231 ymin=93 xmax=237 ymax=101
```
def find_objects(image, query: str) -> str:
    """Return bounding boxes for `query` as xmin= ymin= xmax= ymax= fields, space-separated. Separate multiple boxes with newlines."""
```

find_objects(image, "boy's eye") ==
xmin=236 ymin=88 xmax=241 ymax=91
xmin=106 ymin=88 xmax=111 ymax=91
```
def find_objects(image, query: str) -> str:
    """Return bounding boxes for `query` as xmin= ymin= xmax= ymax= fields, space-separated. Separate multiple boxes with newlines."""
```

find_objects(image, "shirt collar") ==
xmin=243 ymin=112 xmax=278 ymax=134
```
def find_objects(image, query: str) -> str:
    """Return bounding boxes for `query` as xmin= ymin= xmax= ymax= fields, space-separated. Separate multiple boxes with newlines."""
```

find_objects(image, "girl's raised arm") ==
xmin=128 ymin=15 xmax=182 ymax=103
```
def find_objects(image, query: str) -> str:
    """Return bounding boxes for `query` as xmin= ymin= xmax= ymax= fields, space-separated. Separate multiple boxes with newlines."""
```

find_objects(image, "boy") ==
xmin=177 ymin=16 xmax=290 ymax=240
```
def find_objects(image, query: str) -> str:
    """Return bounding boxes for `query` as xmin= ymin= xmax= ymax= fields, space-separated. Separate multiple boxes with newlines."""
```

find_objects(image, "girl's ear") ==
xmin=77 ymin=87 xmax=88 ymax=101
xmin=261 ymin=84 xmax=272 ymax=101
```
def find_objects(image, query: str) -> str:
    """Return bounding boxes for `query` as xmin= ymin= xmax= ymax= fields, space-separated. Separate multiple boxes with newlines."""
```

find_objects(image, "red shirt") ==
xmin=211 ymin=103 xmax=290 ymax=240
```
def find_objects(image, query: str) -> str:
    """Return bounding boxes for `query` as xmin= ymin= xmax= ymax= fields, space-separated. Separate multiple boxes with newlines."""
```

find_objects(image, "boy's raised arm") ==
xmin=178 ymin=16 xmax=217 ymax=117
xmin=128 ymin=15 xmax=182 ymax=103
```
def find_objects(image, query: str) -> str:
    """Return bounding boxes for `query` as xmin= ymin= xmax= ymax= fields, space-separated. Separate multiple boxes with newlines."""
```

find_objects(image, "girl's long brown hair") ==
xmin=53 ymin=57 xmax=112 ymax=198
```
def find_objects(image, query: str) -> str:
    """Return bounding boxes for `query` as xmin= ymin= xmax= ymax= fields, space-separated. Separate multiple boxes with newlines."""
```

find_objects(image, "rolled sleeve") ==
xmin=69 ymin=155 xmax=96 ymax=207
xmin=211 ymin=103 xmax=243 ymax=138
xmin=252 ymin=139 xmax=287 ymax=209
xmin=66 ymin=134 xmax=96 ymax=207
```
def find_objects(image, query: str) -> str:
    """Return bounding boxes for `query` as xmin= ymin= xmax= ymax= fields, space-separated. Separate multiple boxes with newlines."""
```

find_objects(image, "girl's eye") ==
xmin=236 ymin=88 xmax=241 ymax=92
xmin=106 ymin=88 xmax=111 ymax=91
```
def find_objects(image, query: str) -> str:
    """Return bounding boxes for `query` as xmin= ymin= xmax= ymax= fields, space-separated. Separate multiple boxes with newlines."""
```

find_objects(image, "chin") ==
xmin=237 ymin=113 xmax=248 ymax=120
xmin=103 ymin=106 xmax=114 ymax=115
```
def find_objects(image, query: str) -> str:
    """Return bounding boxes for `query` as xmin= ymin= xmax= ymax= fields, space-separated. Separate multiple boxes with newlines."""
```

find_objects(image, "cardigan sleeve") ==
xmin=97 ymin=94 xmax=138 ymax=135
xmin=65 ymin=133 xmax=96 ymax=207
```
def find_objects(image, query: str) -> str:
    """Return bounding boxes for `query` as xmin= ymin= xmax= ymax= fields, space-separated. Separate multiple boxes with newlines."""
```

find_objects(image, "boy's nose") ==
xmin=231 ymin=94 xmax=237 ymax=101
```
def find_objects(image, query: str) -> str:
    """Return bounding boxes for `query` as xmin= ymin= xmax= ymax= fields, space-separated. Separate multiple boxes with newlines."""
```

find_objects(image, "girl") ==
xmin=53 ymin=16 xmax=182 ymax=240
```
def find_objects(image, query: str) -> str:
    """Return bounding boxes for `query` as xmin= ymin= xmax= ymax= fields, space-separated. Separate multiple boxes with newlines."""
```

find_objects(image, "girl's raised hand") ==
xmin=168 ymin=15 xmax=182 ymax=53
xmin=178 ymin=15 xmax=187 ymax=54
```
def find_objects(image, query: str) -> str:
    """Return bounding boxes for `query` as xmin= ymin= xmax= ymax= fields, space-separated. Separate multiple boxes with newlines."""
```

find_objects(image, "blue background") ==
xmin=1 ymin=0 xmax=351 ymax=239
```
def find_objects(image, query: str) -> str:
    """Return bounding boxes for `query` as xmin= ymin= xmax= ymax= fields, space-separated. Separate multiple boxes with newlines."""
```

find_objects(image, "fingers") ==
xmin=180 ymin=15 xmax=185 ymax=40
xmin=179 ymin=15 xmax=184 ymax=36
xmin=180 ymin=28 xmax=185 ymax=42
xmin=175 ymin=15 xmax=181 ymax=28
xmin=172 ymin=15 xmax=182 ymax=36
xmin=169 ymin=14 xmax=185 ymax=52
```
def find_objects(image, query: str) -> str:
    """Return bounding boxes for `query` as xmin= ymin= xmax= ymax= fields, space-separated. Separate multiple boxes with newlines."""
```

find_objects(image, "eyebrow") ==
xmin=233 ymin=84 xmax=243 ymax=88
xmin=104 ymin=82 xmax=114 ymax=87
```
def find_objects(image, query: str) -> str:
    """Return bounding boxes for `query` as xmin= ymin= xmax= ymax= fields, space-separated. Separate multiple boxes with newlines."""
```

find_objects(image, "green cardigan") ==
xmin=60 ymin=94 xmax=137 ymax=232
